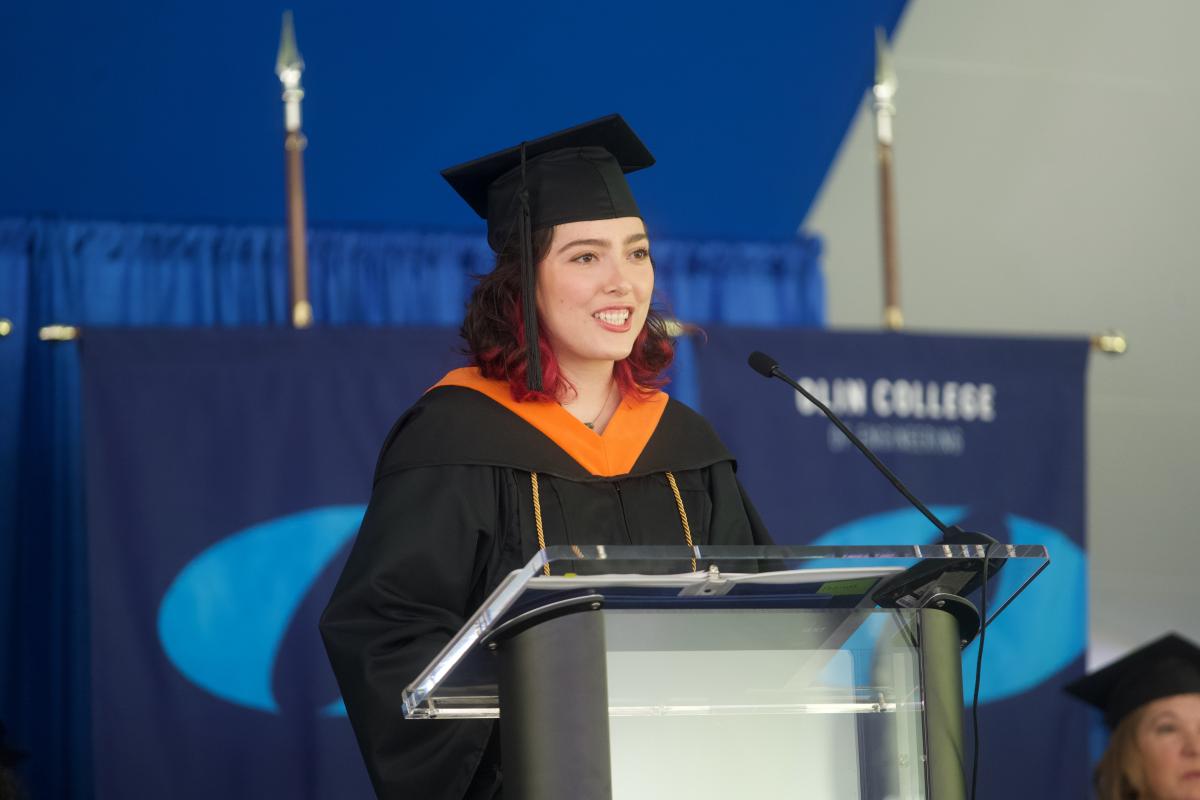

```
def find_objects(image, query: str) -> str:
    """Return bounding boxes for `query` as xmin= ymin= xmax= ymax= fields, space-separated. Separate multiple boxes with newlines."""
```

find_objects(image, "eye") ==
xmin=571 ymin=252 xmax=598 ymax=264
xmin=1154 ymin=723 xmax=1179 ymax=735
xmin=630 ymin=247 xmax=650 ymax=261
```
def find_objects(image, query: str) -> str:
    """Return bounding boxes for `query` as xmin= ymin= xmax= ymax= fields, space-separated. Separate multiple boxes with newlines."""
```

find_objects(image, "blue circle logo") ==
xmin=158 ymin=506 xmax=364 ymax=715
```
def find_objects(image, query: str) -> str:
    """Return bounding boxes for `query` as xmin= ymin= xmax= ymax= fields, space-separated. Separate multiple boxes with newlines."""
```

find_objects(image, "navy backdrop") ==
xmin=76 ymin=327 xmax=1090 ymax=799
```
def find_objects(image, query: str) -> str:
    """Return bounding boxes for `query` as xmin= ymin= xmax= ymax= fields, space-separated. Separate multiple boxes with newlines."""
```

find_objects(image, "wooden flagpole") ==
xmin=873 ymin=27 xmax=903 ymax=331
xmin=276 ymin=11 xmax=312 ymax=329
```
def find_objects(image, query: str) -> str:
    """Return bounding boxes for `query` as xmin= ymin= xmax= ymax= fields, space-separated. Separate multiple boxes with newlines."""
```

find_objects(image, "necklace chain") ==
xmin=583 ymin=384 xmax=617 ymax=430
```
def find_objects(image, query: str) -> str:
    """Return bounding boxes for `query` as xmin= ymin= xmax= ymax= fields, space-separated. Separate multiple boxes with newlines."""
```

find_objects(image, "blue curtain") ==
xmin=0 ymin=217 xmax=824 ymax=799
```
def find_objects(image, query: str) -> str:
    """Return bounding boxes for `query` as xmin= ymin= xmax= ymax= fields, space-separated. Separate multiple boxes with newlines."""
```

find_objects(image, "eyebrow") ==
xmin=1146 ymin=712 xmax=1180 ymax=726
xmin=555 ymin=232 xmax=649 ymax=255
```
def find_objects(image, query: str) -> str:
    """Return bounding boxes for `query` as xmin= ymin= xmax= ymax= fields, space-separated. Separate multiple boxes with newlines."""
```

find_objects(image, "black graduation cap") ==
xmin=1064 ymin=633 xmax=1200 ymax=729
xmin=441 ymin=114 xmax=655 ymax=392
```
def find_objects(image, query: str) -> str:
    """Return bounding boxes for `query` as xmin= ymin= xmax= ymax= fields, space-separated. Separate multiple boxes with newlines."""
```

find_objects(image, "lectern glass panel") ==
xmin=404 ymin=543 xmax=1047 ymax=719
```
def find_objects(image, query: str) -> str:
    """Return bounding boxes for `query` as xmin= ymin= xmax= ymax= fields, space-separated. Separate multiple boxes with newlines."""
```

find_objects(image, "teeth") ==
xmin=594 ymin=310 xmax=631 ymax=325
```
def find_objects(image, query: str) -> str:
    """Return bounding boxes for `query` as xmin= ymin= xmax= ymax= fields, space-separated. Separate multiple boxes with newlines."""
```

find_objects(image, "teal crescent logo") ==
xmin=159 ymin=504 xmax=1084 ymax=713
xmin=158 ymin=506 xmax=364 ymax=716
xmin=810 ymin=506 xmax=1087 ymax=704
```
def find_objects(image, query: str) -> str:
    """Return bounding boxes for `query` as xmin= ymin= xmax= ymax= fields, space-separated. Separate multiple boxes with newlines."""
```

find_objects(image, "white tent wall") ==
xmin=806 ymin=0 xmax=1200 ymax=666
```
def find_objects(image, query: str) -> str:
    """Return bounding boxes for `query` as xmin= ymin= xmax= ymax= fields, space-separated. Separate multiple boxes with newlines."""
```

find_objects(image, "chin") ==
xmin=597 ymin=349 xmax=635 ymax=364
xmin=1162 ymin=782 xmax=1200 ymax=800
xmin=590 ymin=339 xmax=638 ymax=363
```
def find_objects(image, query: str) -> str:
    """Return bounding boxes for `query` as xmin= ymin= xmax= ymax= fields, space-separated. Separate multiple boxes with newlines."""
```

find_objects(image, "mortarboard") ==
xmin=441 ymin=115 xmax=655 ymax=392
xmin=1064 ymin=633 xmax=1200 ymax=729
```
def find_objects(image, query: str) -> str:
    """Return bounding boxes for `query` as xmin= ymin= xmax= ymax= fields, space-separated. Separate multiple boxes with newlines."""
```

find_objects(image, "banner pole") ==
xmin=873 ymin=27 xmax=903 ymax=331
xmin=276 ymin=11 xmax=313 ymax=330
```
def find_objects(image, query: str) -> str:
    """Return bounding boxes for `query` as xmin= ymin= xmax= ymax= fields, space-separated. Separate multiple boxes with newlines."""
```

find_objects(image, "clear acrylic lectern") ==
xmin=403 ymin=544 xmax=1048 ymax=800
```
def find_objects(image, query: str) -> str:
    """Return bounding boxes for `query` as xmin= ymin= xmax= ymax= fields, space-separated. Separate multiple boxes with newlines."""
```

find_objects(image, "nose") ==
xmin=1183 ymin=728 xmax=1200 ymax=757
xmin=604 ymin=257 xmax=634 ymax=295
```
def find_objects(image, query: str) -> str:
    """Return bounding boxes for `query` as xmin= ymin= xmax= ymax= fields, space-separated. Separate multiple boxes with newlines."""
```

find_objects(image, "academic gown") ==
xmin=320 ymin=368 xmax=772 ymax=800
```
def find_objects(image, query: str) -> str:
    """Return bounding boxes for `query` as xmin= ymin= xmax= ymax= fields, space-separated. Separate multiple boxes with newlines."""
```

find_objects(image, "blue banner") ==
xmin=696 ymin=328 xmax=1091 ymax=798
xmin=81 ymin=326 xmax=1089 ymax=798
xmin=81 ymin=328 xmax=461 ymax=800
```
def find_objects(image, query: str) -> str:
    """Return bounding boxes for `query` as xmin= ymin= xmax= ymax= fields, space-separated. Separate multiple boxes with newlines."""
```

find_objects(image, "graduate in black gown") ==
xmin=1065 ymin=633 xmax=1200 ymax=800
xmin=320 ymin=115 xmax=772 ymax=800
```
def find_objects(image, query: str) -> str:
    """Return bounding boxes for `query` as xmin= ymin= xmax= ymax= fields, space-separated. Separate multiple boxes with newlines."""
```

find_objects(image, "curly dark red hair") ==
xmin=460 ymin=226 xmax=675 ymax=402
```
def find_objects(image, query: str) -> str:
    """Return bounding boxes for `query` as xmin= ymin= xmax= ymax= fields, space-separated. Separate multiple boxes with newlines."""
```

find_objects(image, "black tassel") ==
xmin=518 ymin=142 xmax=542 ymax=393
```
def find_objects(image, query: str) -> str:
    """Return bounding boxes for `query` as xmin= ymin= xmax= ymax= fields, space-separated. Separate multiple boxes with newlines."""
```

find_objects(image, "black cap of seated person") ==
xmin=1064 ymin=633 xmax=1200 ymax=729
xmin=441 ymin=114 xmax=655 ymax=392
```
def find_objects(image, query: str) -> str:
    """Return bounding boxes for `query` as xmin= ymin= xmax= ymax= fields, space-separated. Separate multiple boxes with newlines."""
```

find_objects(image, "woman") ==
xmin=1066 ymin=633 xmax=1200 ymax=800
xmin=320 ymin=115 xmax=771 ymax=800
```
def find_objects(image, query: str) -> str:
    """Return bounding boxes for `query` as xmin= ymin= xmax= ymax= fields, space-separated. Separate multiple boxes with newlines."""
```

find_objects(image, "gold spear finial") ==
xmin=276 ymin=11 xmax=306 ymax=137
xmin=276 ymin=11 xmax=304 ymax=83
xmin=873 ymin=27 xmax=897 ymax=102
xmin=873 ymin=27 xmax=898 ymax=150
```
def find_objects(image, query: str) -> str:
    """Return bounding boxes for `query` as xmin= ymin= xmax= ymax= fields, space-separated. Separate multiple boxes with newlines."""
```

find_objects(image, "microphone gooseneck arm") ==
xmin=747 ymin=350 xmax=952 ymax=536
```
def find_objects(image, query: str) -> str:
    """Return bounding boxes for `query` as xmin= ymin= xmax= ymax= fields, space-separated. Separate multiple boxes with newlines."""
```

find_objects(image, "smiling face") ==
xmin=535 ymin=216 xmax=653 ymax=380
xmin=1136 ymin=693 xmax=1200 ymax=800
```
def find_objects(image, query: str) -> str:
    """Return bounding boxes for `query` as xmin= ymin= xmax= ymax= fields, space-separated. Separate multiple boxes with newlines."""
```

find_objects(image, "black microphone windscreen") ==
xmin=747 ymin=351 xmax=779 ymax=378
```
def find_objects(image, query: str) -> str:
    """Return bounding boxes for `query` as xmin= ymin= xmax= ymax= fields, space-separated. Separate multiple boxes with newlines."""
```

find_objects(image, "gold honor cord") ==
xmin=664 ymin=472 xmax=697 ymax=572
xmin=531 ymin=472 xmax=549 ymax=576
xmin=530 ymin=471 xmax=695 ymax=575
